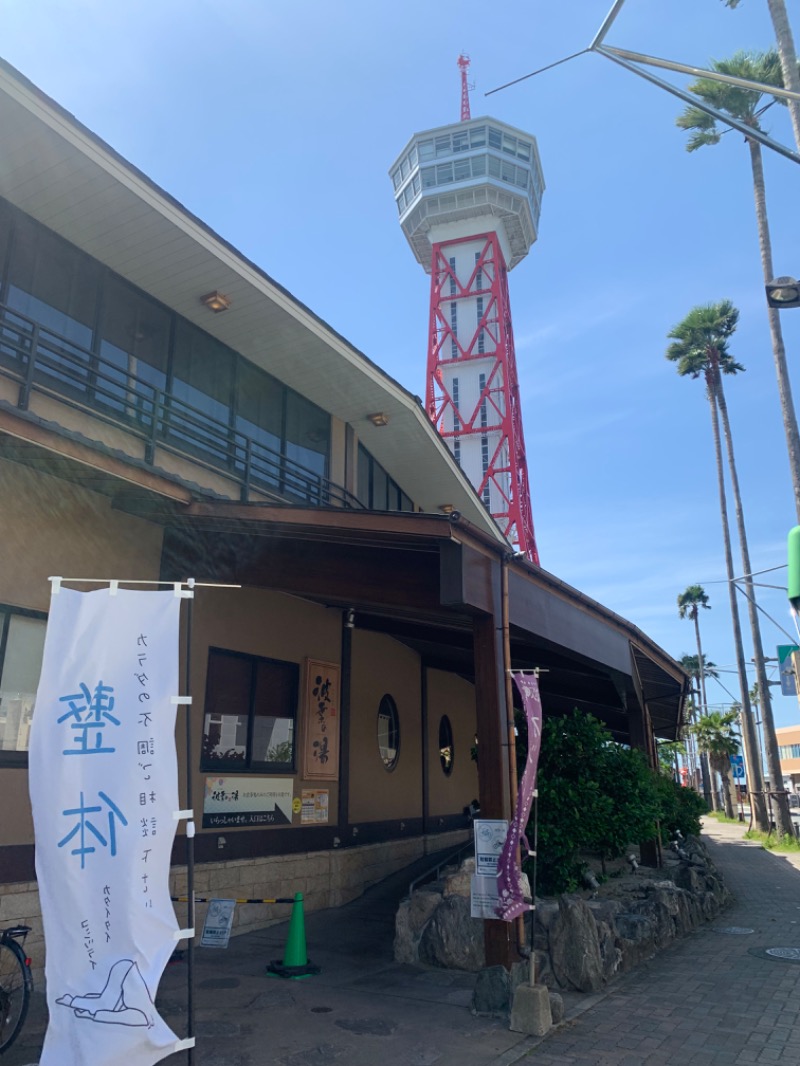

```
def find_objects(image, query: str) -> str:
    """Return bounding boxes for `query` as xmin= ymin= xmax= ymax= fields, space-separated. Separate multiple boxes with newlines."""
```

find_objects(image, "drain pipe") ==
xmin=501 ymin=554 xmax=528 ymax=960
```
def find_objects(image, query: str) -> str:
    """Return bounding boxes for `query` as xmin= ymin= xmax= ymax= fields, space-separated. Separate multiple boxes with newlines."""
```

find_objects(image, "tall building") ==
xmin=390 ymin=57 xmax=544 ymax=560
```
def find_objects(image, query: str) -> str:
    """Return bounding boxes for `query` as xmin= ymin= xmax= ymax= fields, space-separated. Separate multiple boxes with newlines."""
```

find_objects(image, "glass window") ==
xmin=470 ymin=126 xmax=486 ymax=148
xmin=357 ymin=443 xmax=371 ymax=507
xmin=392 ymin=168 xmax=402 ymax=190
xmin=6 ymin=214 xmax=98 ymax=349
xmin=284 ymin=390 xmax=330 ymax=502
xmin=372 ymin=462 xmax=388 ymax=511
xmin=517 ymin=141 xmax=531 ymax=161
xmin=436 ymin=163 xmax=454 ymax=185
xmin=439 ymin=715 xmax=454 ymax=775
xmin=0 ymin=607 xmax=47 ymax=755
xmin=488 ymin=155 xmax=501 ymax=178
xmin=501 ymin=160 xmax=516 ymax=184
xmin=421 ymin=167 xmax=437 ymax=189
xmin=472 ymin=155 xmax=486 ymax=176
xmin=453 ymin=159 xmax=471 ymax=182
xmin=171 ymin=319 xmax=235 ymax=464
xmin=435 ymin=135 xmax=451 ymax=157
xmin=378 ymin=694 xmax=400 ymax=770
xmin=201 ymin=648 xmax=298 ymax=773
xmin=488 ymin=127 xmax=502 ymax=149
xmin=0 ymin=199 xmax=11 ymax=287
xmin=452 ymin=131 xmax=470 ymax=153
xmin=235 ymin=359 xmax=283 ymax=489
xmin=502 ymin=133 xmax=517 ymax=157
xmin=98 ymin=276 xmax=169 ymax=419
xmin=409 ymin=146 xmax=418 ymax=168
xmin=418 ymin=139 xmax=435 ymax=161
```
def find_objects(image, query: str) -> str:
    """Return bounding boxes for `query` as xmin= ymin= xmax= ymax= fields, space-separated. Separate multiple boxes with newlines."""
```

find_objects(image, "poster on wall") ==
xmin=202 ymin=776 xmax=293 ymax=827
xmin=28 ymin=586 xmax=182 ymax=1066
xmin=302 ymin=659 xmax=340 ymax=780
xmin=301 ymin=788 xmax=329 ymax=824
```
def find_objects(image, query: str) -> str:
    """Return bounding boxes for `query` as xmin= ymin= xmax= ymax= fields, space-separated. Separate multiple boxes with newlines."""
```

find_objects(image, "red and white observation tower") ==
xmin=389 ymin=55 xmax=544 ymax=561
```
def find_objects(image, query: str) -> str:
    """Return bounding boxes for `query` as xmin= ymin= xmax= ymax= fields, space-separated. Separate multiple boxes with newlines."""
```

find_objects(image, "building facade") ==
xmin=0 ymin=59 xmax=687 ymax=978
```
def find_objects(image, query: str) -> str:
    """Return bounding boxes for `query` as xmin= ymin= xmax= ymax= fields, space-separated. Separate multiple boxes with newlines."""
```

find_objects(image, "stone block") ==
xmin=471 ymin=965 xmax=510 ymax=1016
xmin=0 ymin=890 xmax=40 ymax=922
xmin=509 ymin=982 xmax=552 ymax=1036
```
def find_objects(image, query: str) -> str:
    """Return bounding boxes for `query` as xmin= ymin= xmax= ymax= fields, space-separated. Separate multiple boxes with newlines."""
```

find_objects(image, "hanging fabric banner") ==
xmin=29 ymin=587 xmax=182 ymax=1066
xmin=495 ymin=671 xmax=543 ymax=922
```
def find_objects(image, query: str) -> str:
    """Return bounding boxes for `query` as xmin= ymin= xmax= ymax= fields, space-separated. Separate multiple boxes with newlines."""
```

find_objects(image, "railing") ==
xmin=408 ymin=838 xmax=474 ymax=897
xmin=0 ymin=303 xmax=363 ymax=509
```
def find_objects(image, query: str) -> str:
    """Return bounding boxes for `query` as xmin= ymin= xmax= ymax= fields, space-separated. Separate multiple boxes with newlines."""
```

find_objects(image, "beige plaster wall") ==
xmin=347 ymin=630 xmax=423 ymax=824
xmin=0 ymin=460 xmax=164 ymax=847
xmin=187 ymin=586 xmax=344 ymax=840
xmin=425 ymin=668 xmax=479 ymax=817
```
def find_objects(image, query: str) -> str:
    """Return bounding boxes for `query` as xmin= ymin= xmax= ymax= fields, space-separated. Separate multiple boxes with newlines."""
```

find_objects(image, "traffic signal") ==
xmin=788 ymin=526 xmax=800 ymax=611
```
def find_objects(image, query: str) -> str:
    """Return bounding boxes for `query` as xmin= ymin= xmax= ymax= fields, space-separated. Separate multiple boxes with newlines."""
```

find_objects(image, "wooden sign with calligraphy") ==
xmin=302 ymin=659 xmax=340 ymax=781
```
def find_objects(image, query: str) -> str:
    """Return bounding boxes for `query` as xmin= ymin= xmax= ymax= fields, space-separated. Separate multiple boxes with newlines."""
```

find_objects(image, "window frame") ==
xmin=200 ymin=646 xmax=299 ymax=775
xmin=0 ymin=603 xmax=48 ymax=768
xmin=377 ymin=693 xmax=400 ymax=772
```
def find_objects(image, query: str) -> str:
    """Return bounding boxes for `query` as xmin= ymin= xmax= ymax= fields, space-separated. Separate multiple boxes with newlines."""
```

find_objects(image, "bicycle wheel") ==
xmin=0 ymin=939 xmax=31 ymax=1054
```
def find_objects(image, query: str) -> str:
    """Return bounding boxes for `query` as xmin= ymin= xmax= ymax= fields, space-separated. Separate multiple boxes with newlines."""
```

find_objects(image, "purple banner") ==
xmin=495 ymin=672 xmax=543 ymax=921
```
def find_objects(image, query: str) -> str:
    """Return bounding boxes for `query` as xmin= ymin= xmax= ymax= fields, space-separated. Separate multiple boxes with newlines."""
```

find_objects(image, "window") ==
xmin=201 ymin=648 xmax=298 ymax=773
xmin=357 ymin=444 xmax=411 ymax=512
xmin=0 ymin=606 xmax=47 ymax=758
xmin=235 ymin=359 xmax=283 ymax=489
xmin=477 ymin=297 xmax=485 ymax=355
xmin=450 ymin=301 xmax=458 ymax=358
xmin=378 ymin=694 xmax=400 ymax=770
xmin=98 ymin=275 xmax=169 ymax=421
xmin=779 ymin=744 xmax=800 ymax=759
xmin=439 ymin=715 xmax=454 ymax=775
xmin=171 ymin=319 xmax=235 ymax=464
xmin=284 ymin=391 xmax=330 ymax=502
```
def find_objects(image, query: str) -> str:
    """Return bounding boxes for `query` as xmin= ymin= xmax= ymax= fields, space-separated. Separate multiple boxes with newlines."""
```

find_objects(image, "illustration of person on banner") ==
xmin=496 ymin=671 xmax=543 ymax=922
xmin=29 ymin=586 xmax=184 ymax=1066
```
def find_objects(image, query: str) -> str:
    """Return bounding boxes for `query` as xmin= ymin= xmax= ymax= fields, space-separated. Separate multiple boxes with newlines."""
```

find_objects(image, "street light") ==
xmin=766 ymin=276 xmax=800 ymax=309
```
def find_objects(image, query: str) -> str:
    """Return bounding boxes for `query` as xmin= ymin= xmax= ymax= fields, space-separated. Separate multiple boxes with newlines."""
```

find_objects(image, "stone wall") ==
xmin=395 ymin=836 xmax=731 ymax=1001
xmin=0 ymin=828 xmax=469 ymax=986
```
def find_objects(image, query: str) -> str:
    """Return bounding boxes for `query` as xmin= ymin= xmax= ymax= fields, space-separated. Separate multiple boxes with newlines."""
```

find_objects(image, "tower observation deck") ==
xmin=390 ymin=104 xmax=545 ymax=561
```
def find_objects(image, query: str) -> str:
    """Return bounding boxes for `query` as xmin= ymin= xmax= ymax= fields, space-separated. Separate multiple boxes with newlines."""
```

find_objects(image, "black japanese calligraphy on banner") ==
xmin=302 ymin=659 xmax=340 ymax=781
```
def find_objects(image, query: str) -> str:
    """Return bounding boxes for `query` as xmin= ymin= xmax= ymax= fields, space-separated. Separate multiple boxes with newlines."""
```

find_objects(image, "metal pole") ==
xmin=529 ymin=789 xmax=539 ymax=988
xmin=185 ymin=578 xmax=195 ymax=1065
xmin=593 ymin=45 xmax=800 ymax=166
xmin=603 ymin=44 xmax=800 ymax=105
xmin=590 ymin=0 xmax=628 ymax=50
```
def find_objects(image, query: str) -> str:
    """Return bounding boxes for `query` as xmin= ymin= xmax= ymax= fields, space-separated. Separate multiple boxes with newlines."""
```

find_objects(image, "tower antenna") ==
xmin=457 ymin=54 xmax=473 ymax=121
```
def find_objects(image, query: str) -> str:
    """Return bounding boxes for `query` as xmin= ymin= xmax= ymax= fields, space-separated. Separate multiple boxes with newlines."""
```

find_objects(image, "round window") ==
xmin=377 ymin=694 xmax=400 ymax=770
xmin=439 ymin=715 xmax=454 ymax=776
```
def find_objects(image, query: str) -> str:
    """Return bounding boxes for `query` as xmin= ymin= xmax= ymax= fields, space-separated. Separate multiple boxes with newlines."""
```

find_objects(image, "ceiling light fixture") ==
xmin=200 ymin=290 xmax=232 ymax=313
xmin=367 ymin=412 xmax=389 ymax=427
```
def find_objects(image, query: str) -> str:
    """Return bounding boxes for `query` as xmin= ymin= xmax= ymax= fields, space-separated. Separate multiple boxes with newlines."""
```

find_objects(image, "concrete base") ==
xmin=509 ymin=982 xmax=553 ymax=1036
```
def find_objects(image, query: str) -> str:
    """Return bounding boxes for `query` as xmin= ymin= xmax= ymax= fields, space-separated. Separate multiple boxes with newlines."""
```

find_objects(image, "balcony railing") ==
xmin=0 ymin=303 xmax=363 ymax=510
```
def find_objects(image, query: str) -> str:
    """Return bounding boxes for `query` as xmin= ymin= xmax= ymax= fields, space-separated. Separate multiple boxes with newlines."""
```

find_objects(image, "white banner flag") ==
xmin=29 ymin=587 xmax=182 ymax=1066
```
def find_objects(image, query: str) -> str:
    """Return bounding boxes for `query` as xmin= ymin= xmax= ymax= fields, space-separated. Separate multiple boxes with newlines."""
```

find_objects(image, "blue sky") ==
xmin=4 ymin=0 xmax=800 ymax=725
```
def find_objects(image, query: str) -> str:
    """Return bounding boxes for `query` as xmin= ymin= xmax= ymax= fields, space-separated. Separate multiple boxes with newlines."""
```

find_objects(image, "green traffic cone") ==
xmin=266 ymin=892 xmax=320 ymax=979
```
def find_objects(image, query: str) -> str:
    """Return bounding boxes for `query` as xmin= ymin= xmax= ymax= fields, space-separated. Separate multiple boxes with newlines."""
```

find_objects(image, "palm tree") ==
xmin=666 ymin=301 xmax=768 ymax=831
xmin=676 ymin=51 xmax=800 ymax=523
xmin=677 ymin=586 xmax=712 ymax=710
xmin=692 ymin=710 xmax=741 ymax=818
xmin=724 ymin=1 xmax=800 ymax=153
xmin=677 ymin=640 xmax=715 ymax=802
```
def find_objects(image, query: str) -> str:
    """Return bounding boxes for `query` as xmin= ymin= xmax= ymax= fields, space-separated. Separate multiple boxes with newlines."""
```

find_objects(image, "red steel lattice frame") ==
xmin=425 ymin=232 xmax=539 ymax=563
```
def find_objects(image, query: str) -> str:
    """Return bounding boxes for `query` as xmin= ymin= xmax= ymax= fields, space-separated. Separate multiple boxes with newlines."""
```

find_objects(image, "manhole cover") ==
xmin=766 ymin=947 xmax=800 ymax=960
xmin=311 ymin=1007 xmax=333 ymax=1013
xmin=200 ymin=977 xmax=241 ymax=989
xmin=716 ymin=927 xmax=755 ymax=935
xmin=748 ymin=947 xmax=800 ymax=964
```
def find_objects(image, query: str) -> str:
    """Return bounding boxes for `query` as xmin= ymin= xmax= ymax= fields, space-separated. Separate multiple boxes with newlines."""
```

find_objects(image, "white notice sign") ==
xmin=200 ymin=899 xmax=236 ymax=949
xmin=473 ymin=819 xmax=509 ymax=876
xmin=29 ymin=587 xmax=182 ymax=1066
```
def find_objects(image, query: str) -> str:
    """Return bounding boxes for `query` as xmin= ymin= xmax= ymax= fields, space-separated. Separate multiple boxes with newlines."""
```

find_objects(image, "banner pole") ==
xmin=185 ymin=578 xmax=195 ymax=1065
xmin=530 ymin=789 xmax=539 ymax=987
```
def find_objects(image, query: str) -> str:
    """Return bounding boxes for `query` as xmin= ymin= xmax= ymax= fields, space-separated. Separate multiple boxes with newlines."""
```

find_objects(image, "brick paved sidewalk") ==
xmin=527 ymin=819 xmax=800 ymax=1066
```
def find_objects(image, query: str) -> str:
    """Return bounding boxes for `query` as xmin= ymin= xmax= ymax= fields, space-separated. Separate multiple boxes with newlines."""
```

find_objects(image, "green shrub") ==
xmin=520 ymin=711 xmax=708 ymax=895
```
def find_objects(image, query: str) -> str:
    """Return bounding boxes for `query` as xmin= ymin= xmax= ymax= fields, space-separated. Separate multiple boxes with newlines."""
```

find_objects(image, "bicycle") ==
xmin=0 ymin=926 xmax=32 ymax=1054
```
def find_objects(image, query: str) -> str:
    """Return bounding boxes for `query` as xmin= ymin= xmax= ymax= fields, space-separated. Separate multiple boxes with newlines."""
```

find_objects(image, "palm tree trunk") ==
xmin=722 ymin=765 xmax=736 ymax=820
xmin=705 ymin=368 xmax=768 ymax=830
xmin=715 ymin=369 xmax=794 ymax=837
xmin=766 ymin=0 xmax=800 ymax=154
xmin=692 ymin=613 xmax=713 ymax=804
xmin=747 ymin=138 xmax=800 ymax=522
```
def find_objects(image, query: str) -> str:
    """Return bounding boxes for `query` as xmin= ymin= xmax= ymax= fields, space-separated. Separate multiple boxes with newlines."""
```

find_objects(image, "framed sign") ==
xmin=302 ymin=660 xmax=340 ymax=780
xmin=202 ymin=776 xmax=293 ymax=828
